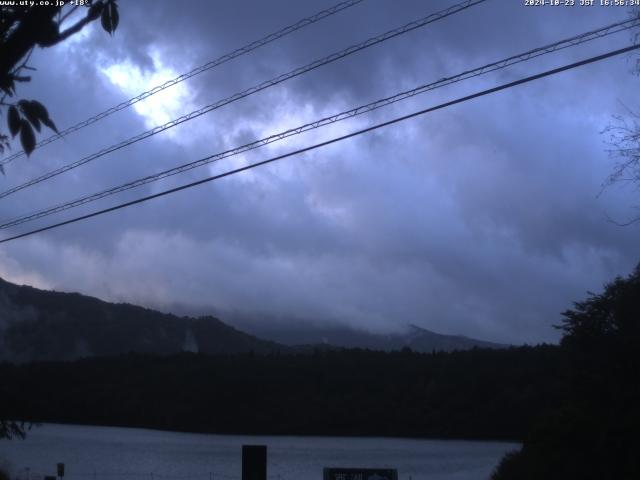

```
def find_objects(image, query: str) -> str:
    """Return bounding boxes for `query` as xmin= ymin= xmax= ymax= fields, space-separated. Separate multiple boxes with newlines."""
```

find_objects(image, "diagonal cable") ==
xmin=0 ymin=0 xmax=487 ymax=200
xmin=0 ymin=0 xmax=366 ymax=166
xmin=1 ymin=43 xmax=638 ymax=244
xmin=0 ymin=17 xmax=636 ymax=230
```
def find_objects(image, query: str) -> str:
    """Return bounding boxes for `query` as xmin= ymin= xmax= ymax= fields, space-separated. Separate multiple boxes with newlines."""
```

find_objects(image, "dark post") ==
xmin=57 ymin=463 xmax=65 ymax=478
xmin=242 ymin=445 xmax=267 ymax=480
xmin=323 ymin=468 xmax=398 ymax=480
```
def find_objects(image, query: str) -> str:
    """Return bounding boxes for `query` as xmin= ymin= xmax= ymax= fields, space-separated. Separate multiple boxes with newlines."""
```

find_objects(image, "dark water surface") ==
xmin=0 ymin=424 xmax=518 ymax=480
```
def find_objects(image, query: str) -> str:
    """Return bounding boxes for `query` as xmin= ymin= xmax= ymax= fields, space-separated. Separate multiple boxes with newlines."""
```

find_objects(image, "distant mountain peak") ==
xmin=234 ymin=320 xmax=508 ymax=353
xmin=0 ymin=278 xmax=507 ymax=363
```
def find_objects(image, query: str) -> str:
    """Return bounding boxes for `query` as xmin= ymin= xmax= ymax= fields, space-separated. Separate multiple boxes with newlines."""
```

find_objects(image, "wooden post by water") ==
xmin=242 ymin=445 xmax=267 ymax=480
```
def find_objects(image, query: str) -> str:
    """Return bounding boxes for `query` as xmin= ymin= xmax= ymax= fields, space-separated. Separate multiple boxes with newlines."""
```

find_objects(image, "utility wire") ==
xmin=1 ymin=43 xmax=637 ymax=245
xmin=0 ymin=0 xmax=486 ymax=200
xmin=0 ymin=0 xmax=366 ymax=166
xmin=0 ymin=17 xmax=636 ymax=230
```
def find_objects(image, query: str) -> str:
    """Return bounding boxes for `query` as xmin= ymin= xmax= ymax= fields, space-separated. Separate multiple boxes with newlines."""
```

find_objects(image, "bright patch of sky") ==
xmin=100 ymin=49 xmax=196 ymax=134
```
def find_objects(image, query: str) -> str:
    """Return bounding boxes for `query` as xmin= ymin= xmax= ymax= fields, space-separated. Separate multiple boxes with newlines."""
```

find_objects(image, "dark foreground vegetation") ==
xmin=0 ymin=345 xmax=562 ymax=440
xmin=1 ymin=265 xmax=638 ymax=479
xmin=492 ymin=265 xmax=640 ymax=480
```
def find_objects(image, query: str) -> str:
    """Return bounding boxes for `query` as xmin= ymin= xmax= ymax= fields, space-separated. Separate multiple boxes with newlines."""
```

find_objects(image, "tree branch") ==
xmin=55 ymin=13 xmax=93 ymax=43
xmin=59 ymin=5 xmax=80 ymax=26
xmin=0 ymin=7 xmax=58 ymax=77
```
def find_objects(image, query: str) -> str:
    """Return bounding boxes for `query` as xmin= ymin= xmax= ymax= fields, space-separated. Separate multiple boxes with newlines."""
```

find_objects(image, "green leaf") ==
xmin=88 ymin=2 xmax=103 ymax=21
xmin=19 ymin=120 xmax=36 ymax=156
xmin=20 ymin=101 xmax=41 ymax=132
xmin=26 ymin=100 xmax=47 ymax=120
xmin=26 ymin=100 xmax=57 ymax=133
xmin=101 ymin=1 xmax=119 ymax=34
xmin=41 ymin=116 xmax=58 ymax=134
xmin=8 ymin=106 xmax=21 ymax=137
xmin=111 ymin=2 xmax=120 ymax=31
xmin=0 ymin=76 xmax=16 ymax=96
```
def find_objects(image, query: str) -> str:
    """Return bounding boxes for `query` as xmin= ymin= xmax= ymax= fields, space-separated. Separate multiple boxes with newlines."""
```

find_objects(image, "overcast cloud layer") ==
xmin=1 ymin=0 xmax=639 ymax=344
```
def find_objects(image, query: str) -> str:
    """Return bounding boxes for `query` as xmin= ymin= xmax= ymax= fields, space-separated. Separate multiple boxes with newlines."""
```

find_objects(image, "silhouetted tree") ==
xmin=492 ymin=264 xmax=640 ymax=480
xmin=0 ymin=346 xmax=564 ymax=441
xmin=559 ymin=263 xmax=640 ymax=349
xmin=601 ymin=9 xmax=640 ymax=224
xmin=602 ymin=109 xmax=640 ymax=225
xmin=0 ymin=1 xmax=120 ymax=439
xmin=0 ymin=1 xmax=119 ymax=162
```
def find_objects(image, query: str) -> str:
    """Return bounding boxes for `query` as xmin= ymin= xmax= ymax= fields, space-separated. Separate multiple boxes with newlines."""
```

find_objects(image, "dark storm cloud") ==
xmin=1 ymin=0 xmax=639 ymax=344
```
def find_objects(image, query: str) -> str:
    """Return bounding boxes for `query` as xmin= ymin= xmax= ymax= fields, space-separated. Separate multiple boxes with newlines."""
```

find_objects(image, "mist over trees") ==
xmin=3 ymin=263 xmax=637 ymax=477
xmin=2 ymin=265 xmax=639 ymax=455
xmin=1 ymin=5 xmax=639 ymax=479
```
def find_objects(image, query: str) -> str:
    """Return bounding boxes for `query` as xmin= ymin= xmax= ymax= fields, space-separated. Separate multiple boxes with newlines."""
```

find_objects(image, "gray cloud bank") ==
xmin=1 ymin=0 xmax=639 ymax=344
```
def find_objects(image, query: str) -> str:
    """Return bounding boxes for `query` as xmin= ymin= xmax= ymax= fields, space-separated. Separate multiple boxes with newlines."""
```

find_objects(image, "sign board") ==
xmin=57 ymin=463 xmax=65 ymax=477
xmin=242 ymin=445 xmax=267 ymax=480
xmin=323 ymin=468 xmax=398 ymax=480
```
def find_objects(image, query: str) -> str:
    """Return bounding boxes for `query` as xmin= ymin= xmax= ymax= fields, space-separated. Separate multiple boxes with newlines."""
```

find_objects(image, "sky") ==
xmin=1 ymin=0 xmax=639 ymax=344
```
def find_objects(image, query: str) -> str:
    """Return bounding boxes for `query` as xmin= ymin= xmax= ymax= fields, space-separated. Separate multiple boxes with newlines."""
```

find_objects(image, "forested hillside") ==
xmin=0 ymin=345 xmax=563 ymax=440
xmin=0 ymin=278 xmax=281 ymax=362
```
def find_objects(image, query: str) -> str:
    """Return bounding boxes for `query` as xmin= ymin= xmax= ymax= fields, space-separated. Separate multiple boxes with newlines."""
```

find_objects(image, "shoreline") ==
xmin=14 ymin=422 xmax=523 ymax=446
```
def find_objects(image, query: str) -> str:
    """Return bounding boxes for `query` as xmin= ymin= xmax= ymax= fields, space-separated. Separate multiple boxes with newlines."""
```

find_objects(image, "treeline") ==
xmin=4 ymin=264 xmax=638 ymax=477
xmin=492 ymin=265 xmax=640 ymax=480
xmin=0 ymin=345 xmax=564 ymax=441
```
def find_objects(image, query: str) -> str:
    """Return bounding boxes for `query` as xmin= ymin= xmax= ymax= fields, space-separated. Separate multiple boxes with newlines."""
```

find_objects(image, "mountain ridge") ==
xmin=0 ymin=277 xmax=282 ymax=362
xmin=0 ymin=277 xmax=505 ymax=363
xmin=233 ymin=316 xmax=507 ymax=352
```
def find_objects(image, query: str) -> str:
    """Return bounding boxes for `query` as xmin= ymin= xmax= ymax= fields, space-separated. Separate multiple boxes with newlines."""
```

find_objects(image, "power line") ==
xmin=0 ymin=17 xmax=636 ymax=230
xmin=0 ymin=0 xmax=366 ymax=166
xmin=0 ymin=0 xmax=486 ymax=200
xmin=1 ymin=43 xmax=637 ymax=245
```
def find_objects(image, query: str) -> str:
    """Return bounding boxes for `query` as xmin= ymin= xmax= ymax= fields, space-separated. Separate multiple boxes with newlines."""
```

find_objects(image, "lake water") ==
xmin=0 ymin=424 xmax=518 ymax=480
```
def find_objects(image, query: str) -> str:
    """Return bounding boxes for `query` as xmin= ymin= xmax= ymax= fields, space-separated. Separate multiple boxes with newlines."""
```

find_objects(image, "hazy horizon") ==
xmin=1 ymin=0 xmax=639 ymax=345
